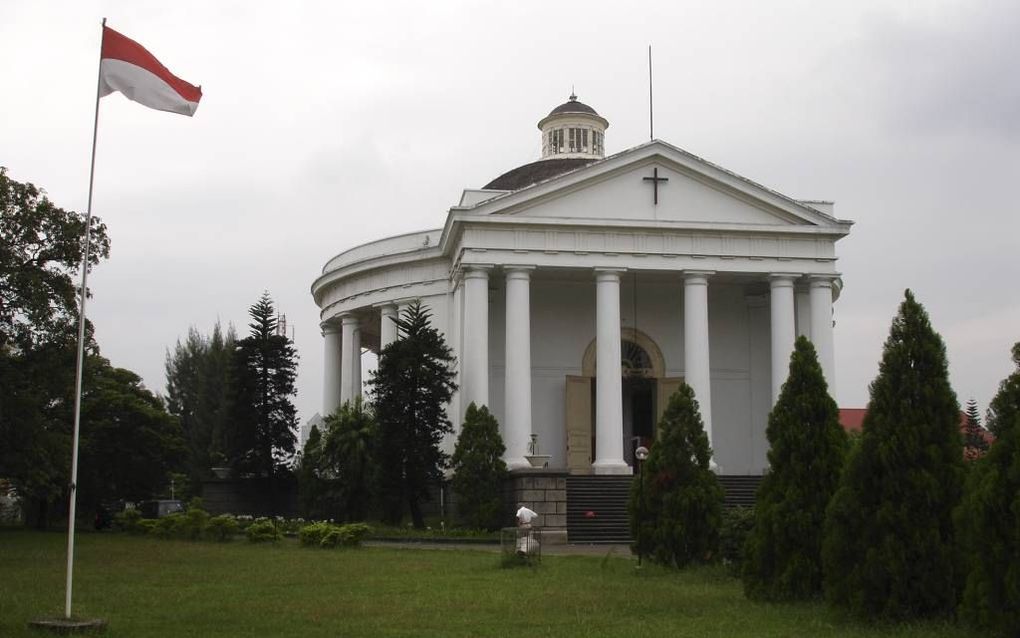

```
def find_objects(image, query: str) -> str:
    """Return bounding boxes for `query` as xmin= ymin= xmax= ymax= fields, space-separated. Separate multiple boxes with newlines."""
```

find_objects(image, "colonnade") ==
xmin=321 ymin=268 xmax=837 ymax=473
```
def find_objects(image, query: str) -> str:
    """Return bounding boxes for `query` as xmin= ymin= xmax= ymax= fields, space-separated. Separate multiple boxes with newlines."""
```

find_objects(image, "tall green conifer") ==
xmin=451 ymin=403 xmax=508 ymax=531
xmin=743 ymin=336 xmax=847 ymax=600
xmin=822 ymin=290 xmax=964 ymax=619
xmin=955 ymin=343 xmax=1020 ymax=633
xmin=629 ymin=383 xmax=723 ymax=568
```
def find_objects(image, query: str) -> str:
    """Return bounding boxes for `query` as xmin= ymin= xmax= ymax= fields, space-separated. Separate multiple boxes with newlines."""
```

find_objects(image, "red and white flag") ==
xmin=99 ymin=25 xmax=202 ymax=116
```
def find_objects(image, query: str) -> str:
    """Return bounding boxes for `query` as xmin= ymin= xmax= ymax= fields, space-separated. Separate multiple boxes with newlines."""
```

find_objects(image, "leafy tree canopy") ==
xmin=320 ymin=398 xmax=377 ymax=522
xmin=0 ymin=166 xmax=109 ymax=350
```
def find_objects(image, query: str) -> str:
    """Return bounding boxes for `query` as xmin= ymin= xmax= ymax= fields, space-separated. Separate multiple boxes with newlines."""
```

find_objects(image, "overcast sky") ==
xmin=4 ymin=0 xmax=1018 ymax=426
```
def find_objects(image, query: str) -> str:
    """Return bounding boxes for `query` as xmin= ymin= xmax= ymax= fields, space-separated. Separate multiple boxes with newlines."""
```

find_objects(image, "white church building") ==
xmin=311 ymin=94 xmax=851 ymax=483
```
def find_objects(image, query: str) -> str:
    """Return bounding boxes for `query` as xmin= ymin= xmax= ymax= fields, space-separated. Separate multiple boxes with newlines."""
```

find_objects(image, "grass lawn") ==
xmin=0 ymin=529 xmax=977 ymax=637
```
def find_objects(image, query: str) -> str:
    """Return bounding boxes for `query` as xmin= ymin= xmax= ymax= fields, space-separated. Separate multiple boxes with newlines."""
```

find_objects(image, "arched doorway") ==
xmin=567 ymin=330 xmax=682 ymax=474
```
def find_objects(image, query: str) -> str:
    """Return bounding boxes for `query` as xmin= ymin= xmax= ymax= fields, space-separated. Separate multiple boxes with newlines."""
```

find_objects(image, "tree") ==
xmin=165 ymin=321 xmax=236 ymax=486
xmin=822 ymin=290 xmax=965 ymax=620
xmin=743 ymin=336 xmax=847 ymax=601
xmin=228 ymin=292 xmax=298 ymax=480
xmin=986 ymin=343 xmax=1020 ymax=436
xmin=962 ymin=398 xmax=989 ymax=460
xmin=629 ymin=383 xmax=723 ymax=568
xmin=451 ymin=403 xmax=508 ymax=531
xmin=367 ymin=301 xmax=457 ymax=528
xmin=955 ymin=342 xmax=1020 ymax=634
xmin=0 ymin=166 xmax=109 ymax=350
xmin=0 ymin=167 xmax=110 ymax=526
xmin=321 ymin=398 xmax=377 ymax=522
xmin=295 ymin=424 xmax=338 ymax=521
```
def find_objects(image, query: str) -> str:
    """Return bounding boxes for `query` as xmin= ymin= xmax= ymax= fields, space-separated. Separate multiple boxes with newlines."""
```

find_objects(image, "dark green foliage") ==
xmin=743 ymin=337 xmax=847 ymax=601
xmin=955 ymin=343 xmax=1020 ymax=634
xmin=0 ymin=167 xmax=112 ymax=527
xmin=822 ymin=290 xmax=965 ymax=620
xmin=962 ymin=398 xmax=989 ymax=460
xmin=229 ymin=292 xmax=298 ymax=481
xmin=451 ymin=403 xmax=508 ymax=531
xmin=296 ymin=425 xmax=337 ymax=520
xmin=321 ymin=398 xmax=377 ymax=522
xmin=245 ymin=519 xmax=282 ymax=543
xmin=986 ymin=344 xmax=1020 ymax=436
xmin=629 ymin=383 xmax=723 ymax=568
xmin=165 ymin=322 xmax=236 ymax=487
xmin=298 ymin=521 xmax=371 ymax=548
xmin=0 ymin=166 xmax=109 ymax=351
xmin=719 ymin=506 xmax=756 ymax=573
xmin=368 ymin=301 xmax=457 ymax=529
xmin=207 ymin=514 xmax=239 ymax=541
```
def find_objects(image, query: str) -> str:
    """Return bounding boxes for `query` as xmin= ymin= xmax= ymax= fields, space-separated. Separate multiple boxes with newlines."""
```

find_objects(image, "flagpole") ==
xmin=64 ymin=16 xmax=106 ymax=621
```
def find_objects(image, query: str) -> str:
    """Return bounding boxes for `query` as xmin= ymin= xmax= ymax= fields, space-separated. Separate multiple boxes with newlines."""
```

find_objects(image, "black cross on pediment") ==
xmin=642 ymin=167 xmax=668 ymax=205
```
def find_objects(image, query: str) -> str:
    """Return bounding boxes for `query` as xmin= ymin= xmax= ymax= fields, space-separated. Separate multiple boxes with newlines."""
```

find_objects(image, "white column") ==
xmin=379 ymin=304 xmax=399 ymax=350
xmin=352 ymin=320 xmax=362 ymax=400
xmin=462 ymin=266 xmax=491 ymax=410
xmin=322 ymin=323 xmax=342 ymax=416
xmin=795 ymin=287 xmax=811 ymax=338
xmin=593 ymin=269 xmax=629 ymax=475
xmin=504 ymin=267 xmax=534 ymax=469
xmin=339 ymin=314 xmax=357 ymax=405
xmin=809 ymin=275 xmax=837 ymax=395
xmin=684 ymin=271 xmax=714 ymax=452
xmin=770 ymin=274 xmax=797 ymax=404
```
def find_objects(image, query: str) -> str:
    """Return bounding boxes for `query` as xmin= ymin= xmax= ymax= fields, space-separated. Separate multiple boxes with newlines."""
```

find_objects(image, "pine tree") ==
xmin=629 ymin=383 xmax=723 ymax=568
xmin=743 ymin=336 xmax=847 ymax=600
xmin=367 ymin=301 xmax=457 ymax=528
xmin=962 ymin=398 xmax=989 ymax=460
xmin=451 ymin=403 xmax=508 ymax=531
xmin=955 ymin=342 xmax=1020 ymax=633
xmin=228 ymin=292 xmax=298 ymax=482
xmin=822 ymin=290 xmax=964 ymax=620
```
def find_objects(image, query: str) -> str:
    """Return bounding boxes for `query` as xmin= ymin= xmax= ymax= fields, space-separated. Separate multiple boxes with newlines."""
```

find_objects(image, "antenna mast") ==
xmin=648 ymin=45 xmax=654 ymax=140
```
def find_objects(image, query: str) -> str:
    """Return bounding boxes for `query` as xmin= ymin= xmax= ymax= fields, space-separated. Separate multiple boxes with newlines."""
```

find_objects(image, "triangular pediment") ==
xmin=455 ymin=141 xmax=848 ymax=230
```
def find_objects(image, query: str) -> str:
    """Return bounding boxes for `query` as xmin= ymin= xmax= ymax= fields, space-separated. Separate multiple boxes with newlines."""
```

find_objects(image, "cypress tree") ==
xmin=629 ymin=382 xmax=723 ymax=568
xmin=743 ymin=336 xmax=847 ymax=600
xmin=822 ymin=290 xmax=965 ymax=620
xmin=451 ymin=403 xmax=508 ymax=531
xmin=955 ymin=343 xmax=1020 ymax=633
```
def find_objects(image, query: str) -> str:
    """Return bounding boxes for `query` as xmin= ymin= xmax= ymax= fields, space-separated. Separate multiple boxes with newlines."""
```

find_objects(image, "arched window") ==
xmin=621 ymin=340 xmax=653 ymax=378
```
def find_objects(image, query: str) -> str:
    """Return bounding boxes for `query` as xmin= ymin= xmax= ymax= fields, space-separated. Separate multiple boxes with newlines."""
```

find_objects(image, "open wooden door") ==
xmin=565 ymin=375 xmax=593 ymax=475
xmin=656 ymin=377 xmax=685 ymax=430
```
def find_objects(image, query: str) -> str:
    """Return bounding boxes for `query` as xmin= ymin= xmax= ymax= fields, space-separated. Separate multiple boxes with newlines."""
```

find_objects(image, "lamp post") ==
xmin=634 ymin=445 xmax=649 ymax=568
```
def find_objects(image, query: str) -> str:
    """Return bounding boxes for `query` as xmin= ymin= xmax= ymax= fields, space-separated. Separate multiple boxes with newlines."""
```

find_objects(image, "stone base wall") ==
xmin=507 ymin=469 xmax=569 ymax=544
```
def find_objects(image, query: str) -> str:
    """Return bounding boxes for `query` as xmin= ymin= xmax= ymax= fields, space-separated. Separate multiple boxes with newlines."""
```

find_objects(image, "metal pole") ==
xmin=648 ymin=45 xmax=654 ymax=141
xmin=65 ymin=17 xmax=106 ymax=620
xmin=637 ymin=457 xmax=643 ymax=567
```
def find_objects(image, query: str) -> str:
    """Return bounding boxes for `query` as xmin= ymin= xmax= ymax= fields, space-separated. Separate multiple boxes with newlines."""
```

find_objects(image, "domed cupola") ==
xmin=537 ymin=93 xmax=609 ymax=160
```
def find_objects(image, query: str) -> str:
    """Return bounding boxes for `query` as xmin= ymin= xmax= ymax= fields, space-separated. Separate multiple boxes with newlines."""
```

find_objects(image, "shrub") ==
xmin=719 ymin=506 xmax=755 ymax=572
xmin=822 ymin=290 xmax=965 ymax=620
xmin=246 ymin=519 xmax=282 ymax=543
xmin=742 ymin=337 xmax=847 ymax=601
xmin=206 ymin=514 xmax=239 ymax=541
xmin=137 ymin=519 xmax=158 ymax=535
xmin=152 ymin=512 xmax=185 ymax=539
xmin=451 ymin=403 xmax=508 ymax=531
xmin=956 ymin=343 xmax=1020 ymax=634
xmin=178 ymin=506 xmax=210 ymax=541
xmin=114 ymin=508 xmax=145 ymax=534
xmin=629 ymin=383 xmax=723 ymax=568
xmin=298 ymin=521 xmax=334 ymax=547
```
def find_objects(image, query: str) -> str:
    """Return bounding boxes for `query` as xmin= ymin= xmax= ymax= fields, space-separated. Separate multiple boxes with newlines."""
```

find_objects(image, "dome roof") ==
xmin=548 ymin=94 xmax=599 ymax=117
xmin=483 ymin=157 xmax=596 ymax=191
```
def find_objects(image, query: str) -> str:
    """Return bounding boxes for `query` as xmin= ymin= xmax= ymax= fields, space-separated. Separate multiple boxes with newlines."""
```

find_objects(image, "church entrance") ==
xmin=566 ymin=331 xmax=683 ymax=474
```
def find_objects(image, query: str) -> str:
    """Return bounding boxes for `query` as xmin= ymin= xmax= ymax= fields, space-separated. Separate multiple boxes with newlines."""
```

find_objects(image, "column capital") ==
xmin=462 ymin=264 xmax=493 ymax=281
xmin=320 ymin=321 xmax=342 ymax=335
xmin=806 ymin=273 xmax=840 ymax=288
xmin=504 ymin=266 xmax=535 ymax=280
xmin=769 ymin=273 xmax=799 ymax=287
xmin=594 ymin=267 xmax=626 ymax=282
xmin=340 ymin=313 xmax=359 ymax=327
xmin=683 ymin=270 xmax=715 ymax=285
xmin=372 ymin=302 xmax=399 ymax=311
